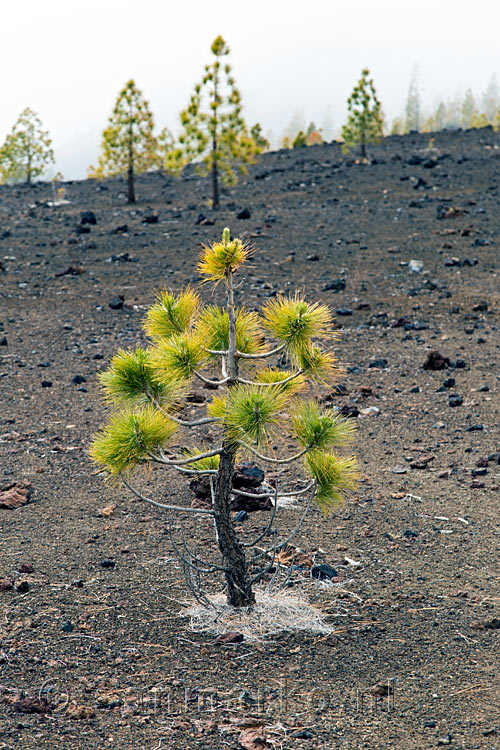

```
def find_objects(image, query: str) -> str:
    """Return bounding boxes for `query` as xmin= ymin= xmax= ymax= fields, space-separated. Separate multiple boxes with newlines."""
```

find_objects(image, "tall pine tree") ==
xmin=341 ymin=69 xmax=384 ymax=160
xmin=0 ymin=108 xmax=54 ymax=184
xmin=166 ymin=36 xmax=265 ymax=208
xmin=89 ymin=80 xmax=158 ymax=203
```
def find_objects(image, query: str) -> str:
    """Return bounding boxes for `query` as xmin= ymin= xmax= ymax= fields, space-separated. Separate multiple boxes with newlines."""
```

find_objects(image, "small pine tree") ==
xmin=341 ymin=69 xmax=384 ymax=160
xmin=405 ymin=65 xmax=421 ymax=133
xmin=89 ymin=80 xmax=159 ymax=203
xmin=461 ymin=89 xmax=476 ymax=129
xmin=0 ymin=108 xmax=54 ymax=184
xmin=89 ymin=229 xmax=359 ymax=609
xmin=168 ymin=36 xmax=265 ymax=209
xmin=481 ymin=74 xmax=500 ymax=122
xmin=292 ymin=130 xmax=307 ymax=148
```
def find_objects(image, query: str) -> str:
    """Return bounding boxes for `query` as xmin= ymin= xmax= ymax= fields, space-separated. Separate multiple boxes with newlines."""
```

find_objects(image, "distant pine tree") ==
xmin=0 ymin=108 xmax=54 ymax=184
xmin=341 ymin=69 xmax=384 ymax=160
xmin=89 ymin=80 xmax=159 ymax=203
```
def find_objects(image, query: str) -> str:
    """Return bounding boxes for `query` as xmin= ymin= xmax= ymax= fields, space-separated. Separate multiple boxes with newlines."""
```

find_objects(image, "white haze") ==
xmin=1 ymin=0 xmax=499 ymax=179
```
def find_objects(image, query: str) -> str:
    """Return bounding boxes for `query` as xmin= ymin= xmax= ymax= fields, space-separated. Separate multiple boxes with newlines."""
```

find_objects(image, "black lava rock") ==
xmin=448 ymin=395 xmax=463 ymax=407
xmin=236 ymin=207 xmax=251 ymax=220
xmin=80 ymin=210 xmax=97 ymax=225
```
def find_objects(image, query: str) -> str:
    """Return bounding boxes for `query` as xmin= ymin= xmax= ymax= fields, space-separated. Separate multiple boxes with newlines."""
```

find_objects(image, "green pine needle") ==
xmin=261 ymin=294 xmax=335 ymax=354
xmin=98 ymin=348 xmax=185 ymax=407
xmin=253 ymin=367 xmax=307 ymax=395
xmin=89 ymin=406 xmax=177 ymax=476
xmin=180 ymin=447 xmax=220 ymax=471
xmin=222 ymin=383 xmax=287 ymax=447
xmin=150 ymin=334 xmax=205 ymax=381
xmin=305 ymin=451 xmax=359 ymax=514
xmin=293 ymin=401 xmax=356 ymax=451
xmin=198 ymin=231 xmax=249 ymax=283
xmin=296 ymin=344 xmax=342 ymax=383
xmin=143 ymin=287 xmax=200 ymax=340
xmin=195 ymin=304 xmax=264 ymax=355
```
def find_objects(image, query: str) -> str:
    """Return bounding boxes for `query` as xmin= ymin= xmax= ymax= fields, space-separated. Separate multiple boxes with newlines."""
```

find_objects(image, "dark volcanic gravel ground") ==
xmin=1 ymin=127 xmax=499 ymax=749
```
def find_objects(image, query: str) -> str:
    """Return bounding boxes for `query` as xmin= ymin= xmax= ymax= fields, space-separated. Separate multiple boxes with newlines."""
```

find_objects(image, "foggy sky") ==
xmin=1 ymin=0 xmax=499 ymax=179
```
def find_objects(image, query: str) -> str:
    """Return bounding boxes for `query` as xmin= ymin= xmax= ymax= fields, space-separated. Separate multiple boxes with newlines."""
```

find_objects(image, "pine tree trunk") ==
xmin=127 ymin=161 xmax=135 ymax=203
xmin=127 ymin=124 xmax=135 ymax=203
xmin=360 ymin=128 xmax=366 ymax=161
xmin=211 ymin=140 xmax=219 ymax=209
xmin=214 ymin=446 xmax=255 ymax=608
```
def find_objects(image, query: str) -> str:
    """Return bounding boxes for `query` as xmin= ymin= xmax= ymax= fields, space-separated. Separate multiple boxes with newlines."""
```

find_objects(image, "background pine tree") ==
xmin=341 ymin=69 xmax=384 ymax=160
xmin=166 ymin=36 xmax=266 ymax=208
xmin=89 ymin=80 xmax=159 ymax=203
xmin=0 ymin=108 xmax=54 ymax=184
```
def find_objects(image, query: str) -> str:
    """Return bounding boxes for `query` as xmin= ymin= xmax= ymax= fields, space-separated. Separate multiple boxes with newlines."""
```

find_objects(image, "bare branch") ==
xmin=194 ymin=370 xmax=230 ymax=387
xmin=238 ymin=442 xmax=307 ymax=464
xmin=122 ymin=478 xmax=215 ymax=516
xmin=236 ymin=343 xmax=285 ymax=360
xmin=242 ymin=485 xmax=279 ymax=548
xmin=204 ymin=347 xmax=228 ymax=356
xmin=155 ymin=447 xmax=223 ymax=466
xmin=238 ymin=370 xmax=303 ymax=388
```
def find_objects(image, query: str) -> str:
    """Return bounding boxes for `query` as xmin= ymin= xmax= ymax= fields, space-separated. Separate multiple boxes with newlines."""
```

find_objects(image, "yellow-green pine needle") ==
xmin=143 ymin=287 xmax=200 ymax=340
xmin=253 ymin=367 xmax=307 ymax=395
xmin=207 ymin=394 xmax=227 ymax=419
xmin=150 ymin=334 xmax=205 ymax=381
xmin=180 ymin=447 xmax=220 ymax=471
xmin=98 ymin=348 xmax=185 ymax=407
xmin=305 ymin=451 xmax=359 ymax=514
xmin=261 ymin=294 xmax=335 ymax=353
xmin=198 ymin=232 xmax=250 ymax=283
xmin=223 ymin=383 xmax=288 ymax=447
xmin=89 ymin=406 xmax=178 ymax=476
xmin=296 ymin=345 xmax=342 ymax=383
xmin=293 ymin=401 xmax=356 ymax=451
xmin=195 ymin=305 xmax=264 ymax=355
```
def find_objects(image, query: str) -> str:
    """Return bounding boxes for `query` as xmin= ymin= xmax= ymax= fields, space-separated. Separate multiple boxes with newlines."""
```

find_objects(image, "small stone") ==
xmin=72 ymin=374 xmax=86 ymax=384
xmin=408 ymin=259 xmax=424 ymax=273
xmin=41 ymin=380 xmax=52 ymax=387
xmin=80 ymin=210 xmax=97 ymax=225
xmin=336 ymin=308 xmax=353 ymax=316
xmin=18 ymin=563 xmax=34 ymax=574
xmin=108 ymin=296 xmax=125 ymax=310
xmin=306 ymin=254 xmax=319 ymax=261
xmin=437 ymin=735 xmax=452 ymax=746
xmin=236 ymin=207 xmax=251 ymax=220
xmin=214 ymin=631 xmax=244 ymax=644
xmin=359 ymin=406 xmax=380 ymax=416
xmin=16 ymin=581 xmax=30 ymax=593
xmin=466 ymin=424 xmax=483 ymax=432
xmin=448 ymin=395 xmax=463 ymax=407
xmin=368 ymin=358 xmax=388 ymax=369
xmin=478 ymin=385 xmax=489 ymax=392
xmin=423 ymin=351 xmax=450 ymax=370
xmin=0 ymin=577 xmax=14 ymax=591
xmin=100 ymin=559 xmax=116 ymax=569
xmin=61 ymin=620 xmax=74 ymax=632
xmin=0 ymin=337 xmax=7 ymax=346
xmin=392 ymin=466 xmax=407 ymax=474
xmin=443 ymin=378 xmax=455 ymax=388
xmin=409 ymin=386 xmax=420 ymax=393
xmin=403 ymin=529 xmax=418 ymax=538
xmin=424 ymin=720 xmax=437 ymax=728
xmin=311 ymin=564 xmax=338 ymax=580
xmin=234 ymin=510 xmax=248 ymax=523
xmin=142 ymin=212 xmax=158 ymax=224
xmin=323 ymin=279 xmax=346 ymax=293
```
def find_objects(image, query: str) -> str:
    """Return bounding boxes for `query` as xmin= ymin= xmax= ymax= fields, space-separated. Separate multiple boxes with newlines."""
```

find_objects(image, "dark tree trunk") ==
xmin=214 ymin=446 xmax=255 ymax=607
xmin=127 ymin=159 xmax=135 ymax=203
xmin=211 ymin=138 xmax=219 ymax=209
xmin=26 ymin=151 xmax=31 ymax=185
xmin=127 ymin=123 xmax=135 ymax=203
xmin=360 ymin=128 xmax=366 ymax=161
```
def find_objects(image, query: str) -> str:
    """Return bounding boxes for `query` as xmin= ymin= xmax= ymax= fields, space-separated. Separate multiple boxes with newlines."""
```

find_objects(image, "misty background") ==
xmin=1 ymin=0 xmax=499 ymax=180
